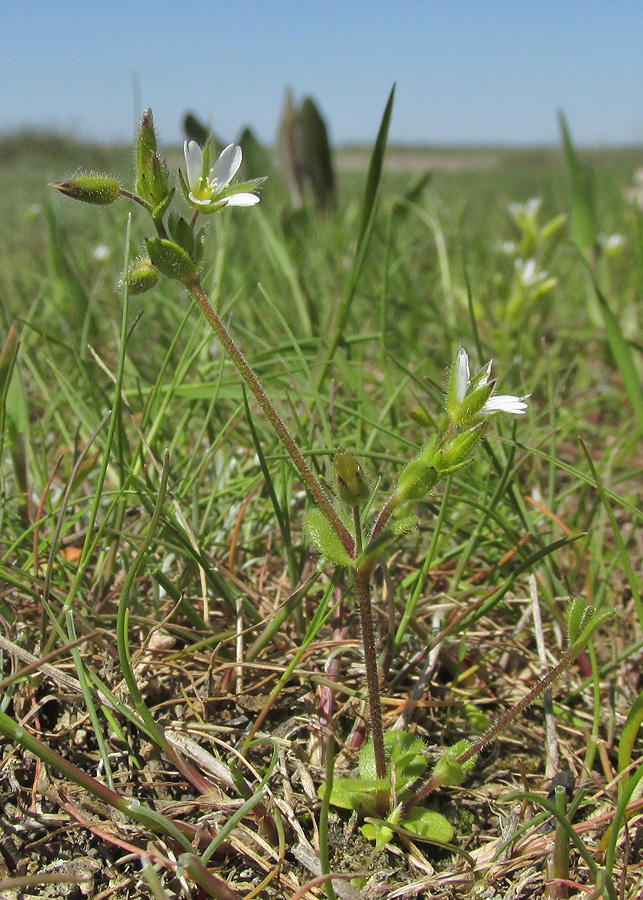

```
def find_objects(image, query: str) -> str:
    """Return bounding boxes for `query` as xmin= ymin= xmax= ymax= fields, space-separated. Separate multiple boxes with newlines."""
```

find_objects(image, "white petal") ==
xmin=184 ymin=140 xmax=203 ymax=191
xmin=482 ymin=394 xmax=529 ymax=415
xmin=225 ymin=193 xmax=260 ymax=207
xmin=454 ymin=347 xmax=470 ymax=403
xmin=478 ymin=360 xmax=493 ymax=386
xmin=522 ymin=258 xmax=537 ymax=284
xmin=525 ymin=197 xmax=542 ymax=216
xmin=213 ymin=143 xmax=242 ymax=187
xmin=188 ymin=191 xmax=213 ymax=207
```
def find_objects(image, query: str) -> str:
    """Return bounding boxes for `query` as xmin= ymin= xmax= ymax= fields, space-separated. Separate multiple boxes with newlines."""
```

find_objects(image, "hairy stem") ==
xmin=356 ymin=564 xmax=386 ymax=786
xmin=187 ymin=277 xmax=354 ymax=556
xmin=404 ymin=637 xmax=590 ymax=815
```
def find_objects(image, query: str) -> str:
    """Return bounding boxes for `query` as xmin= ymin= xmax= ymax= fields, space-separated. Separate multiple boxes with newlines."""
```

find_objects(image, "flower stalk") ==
xmin=185 ymin=276 xmax=355 ymax=557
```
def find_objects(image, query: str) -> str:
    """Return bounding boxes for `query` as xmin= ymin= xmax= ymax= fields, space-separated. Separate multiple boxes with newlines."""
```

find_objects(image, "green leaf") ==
xmin=590 ymin=275 xmax=643 ymax=431
xmin=360 ymin=730 xmax=428 ymax=793
xmin=558 ymin=110 xmax=597 ymax=253
xmin=432 ymin=739 xmax=477 ymax=787
xmin=402 ymin=806 xmax=454 ymax=843
xmin=317 ymin=83 xmax=396 ymax=385
xmin=304 ymin=507 xmax=354 ymax=567
xmin=567 ymin=596 xmax=588 ymax=645
xmin=319 ymin=776 xmax=390 ymax=813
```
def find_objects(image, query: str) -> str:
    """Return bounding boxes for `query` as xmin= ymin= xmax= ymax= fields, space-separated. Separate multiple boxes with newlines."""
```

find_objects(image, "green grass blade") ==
xmin=558 ymin=109 xmax=597 ymax=255
xmin=318 ymin=84 xmax=395 ymax=384
xmin=590 ymin=273 xmax=643 ymax=430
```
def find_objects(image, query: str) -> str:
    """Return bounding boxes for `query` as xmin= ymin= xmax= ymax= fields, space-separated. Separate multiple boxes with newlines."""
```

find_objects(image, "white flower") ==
xmin=515 ymin=256 xmax=551 ymax=288
xmin=182 ymin=141 xmax=265 ymax=213
xmin=482 ymin=394 xmax=529 ymax=415
xmin=92 ymin=243 xmax=111 ymax=261
xmin=498 ymin=240 xmax=517 ymax=255
xmin=508 ymin=197 xmax=542 ymax=223
xmin=598 ymin=232 xmax=625 ymax=255
xmin=452 ymin=346 xmax=470 ymax=404
xmin=448 ymin=346 xmax=528 ymax=424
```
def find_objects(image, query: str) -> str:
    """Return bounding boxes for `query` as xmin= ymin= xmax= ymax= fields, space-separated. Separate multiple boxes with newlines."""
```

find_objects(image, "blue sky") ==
xmin=3 ymin=1 xmax=642 ymax=147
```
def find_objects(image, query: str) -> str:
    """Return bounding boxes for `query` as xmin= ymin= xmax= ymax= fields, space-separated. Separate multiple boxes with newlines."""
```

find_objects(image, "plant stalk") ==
xmin=355 ymin=564 xmax=386 ymax=786
xmin=186 ymin=277 xmax=355 ymax=557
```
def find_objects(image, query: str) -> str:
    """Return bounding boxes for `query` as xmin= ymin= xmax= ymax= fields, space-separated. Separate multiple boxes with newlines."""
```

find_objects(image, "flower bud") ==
xmin=123 ymin=258 xmax=160 ymax=295
xmin=55 ymin=174 xmax=121 ymax=205
xmin=409 ymin=405 xmax=432 ymax=428
xmin=438 ymin=423 xmax=486 ymax=471
xmin=334 ymin=447 xmax=369 ymax=506
xmin=145 ymin=238 xmax=197 ymax=282
xmin=394 ymin=435 xmax=440 ymax=503
xmin=135 ymin=109 xmax=170 ymax=207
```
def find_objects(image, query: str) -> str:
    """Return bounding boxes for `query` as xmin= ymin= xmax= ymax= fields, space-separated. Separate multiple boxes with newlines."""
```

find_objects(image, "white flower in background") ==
xmin=92 ymin=243 xmax=111 ymax=261
xmin=181 ymin=141 xmax=265 ymax=213
xmin=598 ymin=233 xmax=625 ymax=256
xmin=515 ymin=257 xmax=545 ymax=287
xmin=447 ymin=346 xmax=528 ymax=425
xmin=498 ymin=240 xmax=517 ymax=254
xmin=625 ymin=169 xmax=643 ymax=208
xmin=508 ymin=197 xmax=542 ymax=225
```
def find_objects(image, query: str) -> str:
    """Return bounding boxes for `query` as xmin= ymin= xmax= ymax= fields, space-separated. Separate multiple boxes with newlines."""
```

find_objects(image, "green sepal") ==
xmin=304 ymin=507 xmax=354 ymax=567
xmin=435 ymin=459 xmax=471 ymax=477
xmin=151 ymin=188 xmax=175 ymax=222
xmin=574 ymin=607 xmax=612 ymax=648
xmin=168 ymin=213 xmax=196 ymax=257
xmin=395 ymin=435 xmax=440 ymax=503
xmin=123 ymin=258 xmax=160 ymax=295
xmin=439 ymin=422 xmax=486 ymax=470
xmin=453 ymin=381 xmax=495 ymax=426
xmin=408 ymin=405 xmax=433 ymax=427
xmin=146 ymin=238 xmax=197 ymax=282
xmin=55 ymin=173 xmax=121 ymax=205
xmin=540 ymin=212 xmax=567 ymax=242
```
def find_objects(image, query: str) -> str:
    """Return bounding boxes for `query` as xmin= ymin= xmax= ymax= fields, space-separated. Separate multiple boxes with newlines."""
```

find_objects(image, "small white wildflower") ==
xmin=598 ymin=233 xmax=625 ymax=255
xmin=498 ymin=240 xmax=517 ymax=254
xmin=181 ymin=141 xmax=265 ymax=213
xmin=508 ymin=197 xmax=542 ymax=223
xmin=92 ymin=243 xmax=111 ymax=261
xmin=515 ymin=257 xmax=551 ymax=288
xmin=524 ymin=197 xmax=542 ymax=218
xmin=448 ymin=346 xmax=528 ymax=425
